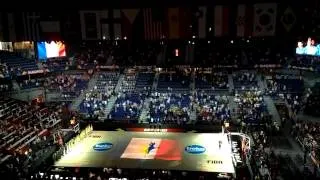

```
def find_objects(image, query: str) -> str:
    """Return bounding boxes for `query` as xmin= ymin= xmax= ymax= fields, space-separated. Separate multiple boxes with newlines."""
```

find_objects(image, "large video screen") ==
xmin=296 ymin=37 xmax=320 ymax=56
xmin=37 ymin=41 xmax=66 ymax=59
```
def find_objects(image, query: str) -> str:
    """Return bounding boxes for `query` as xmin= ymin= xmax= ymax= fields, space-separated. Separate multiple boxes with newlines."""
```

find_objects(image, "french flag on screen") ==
xmin=37 ymin=41 xmax=66 ymax=59
xmin=121 ymin=138 xmax=181 ymax=161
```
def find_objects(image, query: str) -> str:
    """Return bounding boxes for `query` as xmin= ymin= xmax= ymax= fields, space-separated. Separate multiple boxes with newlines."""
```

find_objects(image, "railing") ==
xmin=60 ymin=123 xmax=80 ymax=133
xmin=229 ymin=132 xmax=253 ymax=180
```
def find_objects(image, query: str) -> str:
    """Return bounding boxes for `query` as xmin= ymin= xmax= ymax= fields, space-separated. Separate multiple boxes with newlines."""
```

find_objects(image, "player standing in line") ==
xmin=144 ymin=142 xmax=156 ymax=156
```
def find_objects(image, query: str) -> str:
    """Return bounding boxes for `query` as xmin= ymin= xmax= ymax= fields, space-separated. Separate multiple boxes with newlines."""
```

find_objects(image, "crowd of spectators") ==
xmin=292 ymin=120 xmax=320 ymax=163
xmin=266 ymin=74 xmax=304 ymax=96
xmin=42 ymin=58 xmax=71 ymax=72
xmin=195 ymin=71 xmax=229 ymax=92
xmin=0 ymin=63 xmax=10 ymax=78
xmin=290 ymin=56 xmax=320 ymax=71
xmin=135 ymin=72 xmax=155 ymax=92
xmin=148 ymin=92 xmax=191 ymax=124
xmin=30 ymin=168 xmax=230 ymax=180
xmin=0 ymin=97 xmax=73 ymax=179
xmin=110 ymin=92 xmax=145 ymax=121
xmin=0 ymin=51 xmax=39 ymax=76
xmin=249 ymin=126 xmax=316 ymax=180
xmin=120 ymin=72 xmax=137 ymax=92
xmin=0 ymin=78 xmax=12 ymax=92
xmin=16 ymin=78 xmax=44 ymax=89
xmin=46 ymin=72 xmax=90 ymax=100
xmin=233 ymin=72 xmax=258 ymax=91
xmin=250 ymin=129 xmax=272 ymax=180
xmin=305 ymin=83 xmax=320 ymax=117
xmin=80 ymin=90 xmax=109 ymax=117
xmin=79 ymin=71 xmax=119 ymax=117
xmin=157 ymin=72 xmax=190 ymax=92
xmin=234 ymin=91 xmax=269 ymax=125
xmin=195 ymin=92 xmax=231 ymax=124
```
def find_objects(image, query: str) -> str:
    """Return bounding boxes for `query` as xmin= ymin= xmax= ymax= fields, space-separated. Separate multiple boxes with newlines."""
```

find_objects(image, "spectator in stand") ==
xmin=149 ymin=92 xmax=191 ymax=124
xmin=195 ymin=92 xmax=231 ymax=124
xmin=46 ymin=73 xmax=90 ymax=99
xmin=0 ymin=98 xmax=71 ymax=180
xmin=316 ymin=44 xmax=320 ymax=56
xmin=305 ymin=38 xmax=317 ymax=55
xmin=296 ymin=42 xmax=306 ymax=55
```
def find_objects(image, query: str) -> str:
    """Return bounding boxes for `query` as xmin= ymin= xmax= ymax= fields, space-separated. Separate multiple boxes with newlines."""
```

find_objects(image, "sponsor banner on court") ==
xmin=185 ymin=145 xmax=206 ymax=154
xmin=93 ymin=142 xmax=113 ymax=151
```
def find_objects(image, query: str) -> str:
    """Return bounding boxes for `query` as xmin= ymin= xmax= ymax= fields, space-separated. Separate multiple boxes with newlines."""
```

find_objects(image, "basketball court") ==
xmin=55 ymin=131 xmax=235 ymax=173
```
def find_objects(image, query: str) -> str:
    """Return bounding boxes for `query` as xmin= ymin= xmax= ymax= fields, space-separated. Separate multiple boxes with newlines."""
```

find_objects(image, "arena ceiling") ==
xmin=3 ymin=0 xmax=300 ymax=11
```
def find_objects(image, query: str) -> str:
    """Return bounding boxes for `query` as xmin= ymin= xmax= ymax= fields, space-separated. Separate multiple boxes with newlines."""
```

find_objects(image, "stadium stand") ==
xmin=149 ymin=92 xmax=191 ymax=124
xmin=195 ymin=93 xmax=231 ymax=124
xmin=47 ymin=72 xmax=90 ymax=100
xmin=0 ymin=77 xmax=12 ymax=92
xmin=267 ymin=75 xmax=304 ymax=94
xmin=233 ymin=72 xmax=258 ymax=90
xmin=305 ymin=82 xmax=320 ymax=117
xmin=42 ymin=58 xmax=70 ymax=72
xmin=110 ymin=92 xmax=146 ymax=122
xmin=234 ymin=91 xmax=269 ymax=125
xmin=0 ymin=51 xmax=38 ymax=75
xmin=79 ymin=71 xmax=119 ymax=117
xmin=157 ymin=71 xmax=190 ymax=93
xmin=0 ymin=97 xmax=77 ymax=179
xmin=195 ymin=71 xmax=229 ymax=92
xmin=135 ymin=72 xmax=154 ymax=92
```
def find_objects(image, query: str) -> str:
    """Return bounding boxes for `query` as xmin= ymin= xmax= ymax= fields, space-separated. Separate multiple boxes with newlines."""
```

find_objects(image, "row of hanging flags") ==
xmin=79 ymin=3 xmax=301 ymax=41
xmin=0 ymin=12 xmax=63 ymax=42
xmin=0 ymin=3 xmax=303 ymax=42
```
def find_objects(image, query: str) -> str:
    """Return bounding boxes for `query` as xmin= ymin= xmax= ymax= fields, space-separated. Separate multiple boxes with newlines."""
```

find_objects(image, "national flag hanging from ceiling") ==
xmin=236 ymin=4 xmax=253 ymax=37
xmin=253 ymin=3 xmax=277 ymax=36
xmin=166 ymin=8 xmax=193 ymax=40
xmin=197 ymin=6 xmax=207 ymax=39
xmin=121 ymin=9 xmax=140 ymax=39
xmin=214 ymin=6 xmax=229 ymax=36
xmin=143 ymin=8 xmax=163 ymax=41
xmin=80 ymin=11 xmax=99 ymax=40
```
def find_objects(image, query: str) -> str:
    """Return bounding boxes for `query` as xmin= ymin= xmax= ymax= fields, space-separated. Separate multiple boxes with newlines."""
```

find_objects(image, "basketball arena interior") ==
xmin=55 ymin=131 xmax=236 ymax=173
xmin=1 ymin=1 xmax=320 ymax=180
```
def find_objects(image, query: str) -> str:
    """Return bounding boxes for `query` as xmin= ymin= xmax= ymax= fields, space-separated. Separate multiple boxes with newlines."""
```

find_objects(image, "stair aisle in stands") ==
xmin=101 ymin=96 xmax=117 ymax=120
xmin=139 ymin=98 xmax=150 ymax=123
xmin=264 ymin=96 xmax=281 ymax=126
xmin=190 ymin=71 xmax=195 ymax=91
xmin=228 ymin=74 xmax=234 ymax=93
xmin=152 ymin=72 xmax=159 ymax=91
xmin=228 ymin=96 xmax=238 ymax=120
xmin=188 ymin=108 xmax=197 ymax=123
xmin=115 ymin=74 xmax=124 ymax=92
xmin=257 ymin=74 xmax=267 ymax=92
xmin=12 ymin=80 xmax=20 ymax=91
xmin=188 ymin=71 xmax=196 ymax=123
xmin=71 ymin=74 xmax=98 ymax=110
xmin=99 ymin=74 xmax=125 ymax=120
